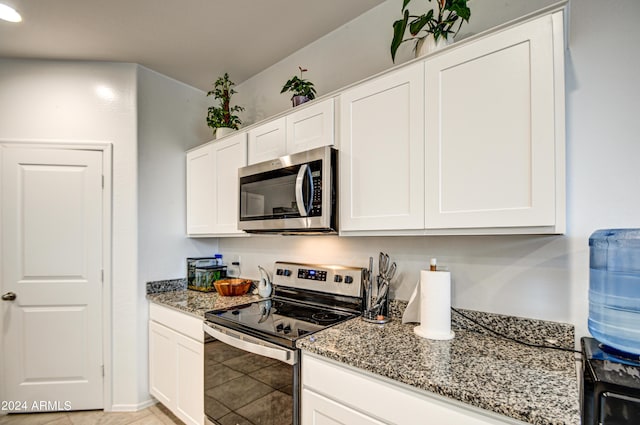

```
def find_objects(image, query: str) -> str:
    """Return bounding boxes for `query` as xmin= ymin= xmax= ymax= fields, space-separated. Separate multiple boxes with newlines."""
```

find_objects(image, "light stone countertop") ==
xmin=297 ymin=307 xmax=580 ymax=425
xmin=146 ymin=280 xmax=580 ymax=425
xmin=146 ymin=288 xmax=260 ymax=318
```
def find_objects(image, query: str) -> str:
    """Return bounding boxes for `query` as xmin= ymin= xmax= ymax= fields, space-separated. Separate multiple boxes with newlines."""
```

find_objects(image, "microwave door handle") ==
xmin=295 ymin=164 xmax=311 ymax=216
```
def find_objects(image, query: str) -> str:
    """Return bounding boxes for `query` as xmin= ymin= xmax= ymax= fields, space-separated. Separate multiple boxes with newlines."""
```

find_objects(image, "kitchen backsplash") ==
xmin=146 ymin=278 xmax=186 ymax=294
xmin=389 ymin=299 xmax=575 ymax=350
xmin=144 ymin=282 xmax=574 ymax=351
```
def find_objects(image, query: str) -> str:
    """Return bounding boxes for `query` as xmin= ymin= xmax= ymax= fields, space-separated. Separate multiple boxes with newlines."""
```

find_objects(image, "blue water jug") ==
xmin=589 ymin=229 xmax=640 ymax=355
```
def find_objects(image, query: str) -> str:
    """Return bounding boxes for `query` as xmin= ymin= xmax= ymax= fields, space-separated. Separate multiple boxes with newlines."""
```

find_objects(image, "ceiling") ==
xmin=0 ymin=0 xmax=386 ymax=91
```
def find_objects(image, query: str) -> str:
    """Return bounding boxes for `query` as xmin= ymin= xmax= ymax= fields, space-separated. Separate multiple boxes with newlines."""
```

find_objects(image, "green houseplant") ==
xmin=206 ymin=73 xmax=244 ymax=137
xmin=281 ymin=67 xmax=317 ymax=107
xmin=391 ymin=0 xmax=471 ymax=62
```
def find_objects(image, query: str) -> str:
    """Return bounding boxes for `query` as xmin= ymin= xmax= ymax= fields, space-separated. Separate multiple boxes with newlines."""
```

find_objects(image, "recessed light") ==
xmin=0 ymin=3 xmax=22 ymax=23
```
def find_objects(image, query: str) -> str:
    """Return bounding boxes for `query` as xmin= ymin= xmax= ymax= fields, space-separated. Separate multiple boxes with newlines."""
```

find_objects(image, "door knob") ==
xmin=2 ymin=292 xmax=16 ymax=301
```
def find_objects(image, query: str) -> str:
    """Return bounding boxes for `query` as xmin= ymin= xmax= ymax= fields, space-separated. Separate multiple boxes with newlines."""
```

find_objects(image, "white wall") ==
xmin=2 ymin=0 xmax=638 ymax=406
xmin=235 ymin=0 xmax=558 ymax=124
xmin=0 ymin=59 xmax=140 ymax=408
xmin=136 ymin=66 xmax=219 ymax=403
xmin=137 ymin=66 xmax=219 ymax=284
xmin=0 ymin=59 xmax=221 ymax=410
xmin=222 ymin=0 xmax=640 ymax=344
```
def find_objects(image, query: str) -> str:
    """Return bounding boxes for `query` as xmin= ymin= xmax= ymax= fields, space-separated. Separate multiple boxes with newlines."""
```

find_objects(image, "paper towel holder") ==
xmin=414 ymin=326 xmax=455 ymax=340
xmin=412 ymin=261 xmax=455 ymax=340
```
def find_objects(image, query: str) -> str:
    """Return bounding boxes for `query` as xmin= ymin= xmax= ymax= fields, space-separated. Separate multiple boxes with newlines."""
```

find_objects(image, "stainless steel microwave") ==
xmin=238 ymin=146 xmax=337 ymax=234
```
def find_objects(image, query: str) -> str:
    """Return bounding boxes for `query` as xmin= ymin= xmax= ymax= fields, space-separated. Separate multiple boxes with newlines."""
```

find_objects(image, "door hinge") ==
xmin=102 ymin=175 xmax=104 ymax=189
xmin=101 ymin=269 xmax=104 ymax=282
xmin=102 ymin=365 xmax=105 ymax=377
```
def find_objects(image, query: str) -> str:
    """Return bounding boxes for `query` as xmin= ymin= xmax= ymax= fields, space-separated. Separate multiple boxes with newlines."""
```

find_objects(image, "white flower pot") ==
xmin=215 ymin=127 xmax=235 ymax=139
xmin=415 ymin=34 xmax=453 ymax=58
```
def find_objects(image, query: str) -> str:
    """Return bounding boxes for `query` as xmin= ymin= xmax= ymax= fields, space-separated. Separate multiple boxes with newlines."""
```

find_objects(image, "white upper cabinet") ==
xmin=186 ymin=145 xmax=216 ymax=235
xmin=212 ymin=134 xmax=248 ymax=234
xmin=248 ymin=98 xmax=335 ymax=165
xmin=186 ymin=132 xmax=247 ymax=236
xmin=286 ymin=99 xmax=334 ymax=155
xmin=424 ymin=11 xmax=565 ymax=233
xmin=186 ymin=7 xmax=566 ymax=237
xmin=339 ymin=62 xmax=425 ymax=232
xmin=340 ymin=9 xmax=565 ymax=236
xmin=247 ymin=117 xmax=286 ymax=165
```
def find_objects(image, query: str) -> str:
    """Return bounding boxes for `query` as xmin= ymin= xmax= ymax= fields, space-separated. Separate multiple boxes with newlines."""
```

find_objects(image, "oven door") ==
xmin=238 ymin=146 xmax=336 ymax=233
xmin=203 ymin=321 xmax=299 ymax=425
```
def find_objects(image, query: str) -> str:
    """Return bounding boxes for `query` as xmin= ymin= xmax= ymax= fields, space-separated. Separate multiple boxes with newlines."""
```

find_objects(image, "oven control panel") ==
xmin=273 ymin=261 xmax=363 ymax=298
xmin=297 ymin=268 xmax=327 ymax=281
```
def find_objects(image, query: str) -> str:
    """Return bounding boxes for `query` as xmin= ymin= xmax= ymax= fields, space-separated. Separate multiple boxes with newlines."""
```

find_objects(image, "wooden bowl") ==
xmin=214 ymin=278 xmax=252 ymax=296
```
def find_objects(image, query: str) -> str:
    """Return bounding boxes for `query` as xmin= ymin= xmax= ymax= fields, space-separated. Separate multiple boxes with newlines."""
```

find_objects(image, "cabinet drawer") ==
xmin=149 ymin=303 xmax=203 ymax=342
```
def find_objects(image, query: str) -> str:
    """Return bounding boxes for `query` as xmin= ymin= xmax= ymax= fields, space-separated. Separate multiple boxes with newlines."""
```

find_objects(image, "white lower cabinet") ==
xmin=303 ymin=389 xmax=386 ymax=425
xmin=301 ymin=353 xmax=523 ymax=425
xmin=149 ymin=304 xmax=204 ymax=425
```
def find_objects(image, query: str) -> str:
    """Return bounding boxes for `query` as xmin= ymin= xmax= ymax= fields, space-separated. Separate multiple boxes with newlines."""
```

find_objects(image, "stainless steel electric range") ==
xmin=203 ymin=261 xmax=364 ymax=425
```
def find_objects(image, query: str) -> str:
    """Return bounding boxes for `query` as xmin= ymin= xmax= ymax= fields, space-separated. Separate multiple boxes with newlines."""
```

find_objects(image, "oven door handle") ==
xmin=203 ymin=322 xmax=297 ymax=365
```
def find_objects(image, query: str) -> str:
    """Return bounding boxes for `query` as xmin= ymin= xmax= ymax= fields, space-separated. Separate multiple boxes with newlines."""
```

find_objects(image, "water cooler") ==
xmin=582 ymin=229 xmax=640 ymax=425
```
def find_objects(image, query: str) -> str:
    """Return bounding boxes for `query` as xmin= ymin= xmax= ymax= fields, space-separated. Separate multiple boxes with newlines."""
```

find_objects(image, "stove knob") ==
xmin=276 ymin=268 xmax=284 ymax=276
xmin=283 ymin=269 xmax=292 ymax=277
xmin=344 ymin=275 xmax=354 ymax=284
xmin=283 ymin=325 xmax=291 ymax=334
xmin=334 ymin=275 xmax=343 ymax=283
xmin=276 ymin=323 xmax=284 ymax=332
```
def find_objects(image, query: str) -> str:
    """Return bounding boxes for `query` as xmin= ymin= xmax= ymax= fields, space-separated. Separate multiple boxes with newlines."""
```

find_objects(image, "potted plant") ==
xmin=281 ymin=67 xmax=317 ymax=107
xmin=391 ymin=0 xmax=471 ymax=62
xmin=206 ymin=73 xmax=244 ymax=138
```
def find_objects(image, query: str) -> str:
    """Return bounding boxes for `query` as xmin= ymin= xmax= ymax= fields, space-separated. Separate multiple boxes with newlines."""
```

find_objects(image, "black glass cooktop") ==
xmin=204 ymin=298 xmax=357 ymax=348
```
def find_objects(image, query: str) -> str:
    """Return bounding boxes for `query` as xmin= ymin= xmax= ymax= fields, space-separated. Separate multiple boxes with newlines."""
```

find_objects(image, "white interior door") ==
xmin=1 ymin=146 xmax=104 ymax=412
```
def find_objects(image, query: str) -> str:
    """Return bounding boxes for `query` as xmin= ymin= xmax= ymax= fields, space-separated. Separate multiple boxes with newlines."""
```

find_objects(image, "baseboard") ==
xmin=108 ymin=398 xmax=156 ymax=412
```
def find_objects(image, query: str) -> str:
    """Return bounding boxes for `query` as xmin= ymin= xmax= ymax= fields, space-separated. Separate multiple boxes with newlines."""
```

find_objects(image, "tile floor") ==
xmin=0 ymin=403 xmax=183 ymax=425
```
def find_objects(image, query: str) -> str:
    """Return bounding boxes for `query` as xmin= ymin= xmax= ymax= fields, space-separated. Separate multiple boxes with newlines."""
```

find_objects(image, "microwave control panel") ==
xmin=310 ymin=170 xmax=322 ymax=216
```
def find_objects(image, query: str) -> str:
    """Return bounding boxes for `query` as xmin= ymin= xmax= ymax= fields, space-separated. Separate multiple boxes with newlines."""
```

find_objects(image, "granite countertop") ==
xmin=146 ymin=279 xmax=579 ymax=424
xmin=297 ymin=306 xmax=580 ymax=425
xmin=146 ymin=278 xmax=260 ymax=318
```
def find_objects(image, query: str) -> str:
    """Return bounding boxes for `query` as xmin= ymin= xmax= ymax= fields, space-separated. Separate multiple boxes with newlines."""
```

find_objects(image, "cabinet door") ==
xmin=186 ymin=144 xmax=215 ymax=235
xmin=425 ymin=13 xmax=563 ymax=230
xmin=149 ymin=317 xmax=204 ymax=425
xmin=286 ymin=99 xmax=334 ymax=155
xmin=175 ymin=333 xmax=204 ymax=425
xmin=302 ymin=389 xmax=385 ymax=425
xmin=339 ymin=62 xmax=425 ymax=232
xmin=211 ymin=133 xmax=247 ymax=234
xmin=149 ymin=321 xmax=176 ymax=408
xmin=248 ymin=117 xmax=286 ymax=164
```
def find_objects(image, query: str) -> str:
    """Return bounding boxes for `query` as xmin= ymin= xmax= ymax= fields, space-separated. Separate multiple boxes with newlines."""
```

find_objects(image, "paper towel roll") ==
xmin=401 ymin=282 xmax=420 ymax=324
xmin=414 ymin=270 xmax=455 ymax=340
